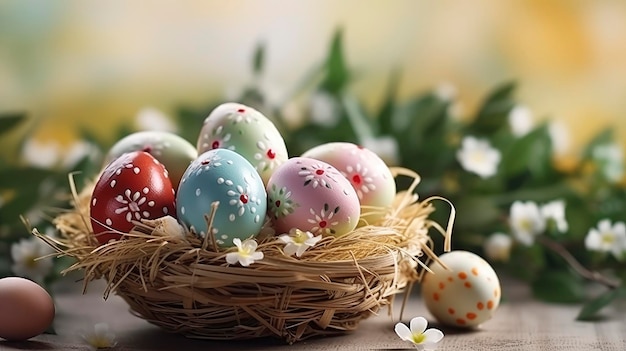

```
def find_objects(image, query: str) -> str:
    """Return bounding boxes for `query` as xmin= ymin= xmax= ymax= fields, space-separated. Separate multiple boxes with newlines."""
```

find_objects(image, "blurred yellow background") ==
xmin=2 ymin=0 xmax=626 ymax=156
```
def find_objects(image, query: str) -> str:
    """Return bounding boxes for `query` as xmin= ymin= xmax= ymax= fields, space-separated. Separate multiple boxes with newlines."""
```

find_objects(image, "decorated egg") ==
xmin=177 ymin=148 xmax=267 ymax=247
xmin=266 ymin=157 xmax=360 ymax=237
xmin=301 ymin=142 xmax=396 ymax=225
xmin=91 ymin=151 xmax=176 ymax=244
xmin=421 ymin=250 xmax=501 ymax=328
xmin=105 ymin=130 xmax=197 ymax=189
xmin=0 ymin=277 xmax=55 ymax=341
xmin=196 ymin=102 xmax=288 ymax=184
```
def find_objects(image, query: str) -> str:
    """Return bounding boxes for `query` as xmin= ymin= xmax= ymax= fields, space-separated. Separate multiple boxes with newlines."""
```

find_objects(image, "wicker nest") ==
xmin=35 ymin=167 xmax=453 ymax=344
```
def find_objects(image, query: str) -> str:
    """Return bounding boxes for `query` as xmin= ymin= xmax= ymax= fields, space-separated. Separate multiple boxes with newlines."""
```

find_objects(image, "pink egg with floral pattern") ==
xmin=301 ymin=142 xmax=395 ymax=225
xmin=266 ymin=157 xmax=360 ymax=237
xmin=421 ymin=250 xmax=501 ymax=328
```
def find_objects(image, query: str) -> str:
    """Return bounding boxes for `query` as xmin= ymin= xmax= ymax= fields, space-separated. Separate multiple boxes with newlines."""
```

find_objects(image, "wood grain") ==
xmin=1 ymin=278 xmax=624 ymax=350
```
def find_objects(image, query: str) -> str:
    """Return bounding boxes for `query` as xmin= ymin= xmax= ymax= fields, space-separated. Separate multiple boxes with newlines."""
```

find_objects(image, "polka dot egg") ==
xmin=421 ymin=250 xmax=501 ymax=328
xmin=176 ymin=148 xmax=267 ymax=248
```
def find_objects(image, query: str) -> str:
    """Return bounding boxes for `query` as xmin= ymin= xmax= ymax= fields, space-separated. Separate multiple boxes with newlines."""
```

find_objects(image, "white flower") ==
xmin=360 ymin=135 xmax=399 ymax=166
xmin=434 ymin=81 xmax=457 ymax=102
xmin=135 ymin=107 xmax=177 ymax=133
xmin=395 ymin=316 xmax=444 ymax=350
xmin=584 ymin=219 xmax=626 ymax=259
xmin=309 ymin=91 xmax=340 ymax=127
xmin=279 ymin=229 xmax=322 ymax=257
xmin=81 ymin=323 xmax=117 ymax=350
xmin=508 ymin=105 xmax=534 ymax=137
xmin=22 ymin=138 xmax=61 ymax=169
xmin=540 ymin=200 xmax=568 ymax=233
xmin=484 ymin=233 xmax=513 ymax=262
xmin=456 ymin=136 xmax=501 ymax=178
xmin=62 ymin=140 xmax=100 ymax=169
xmin=548 ymin=120 xmax=571 ymax=156
xmin=225 ymin=238 xmax=264 ymax=267
xmin=592 ymin=143 xmax=624 ymax=183
xmin=11 ymin=235 xmax=55 ymax=284
xmin=509 ymin=201 xmax=545 ymax=246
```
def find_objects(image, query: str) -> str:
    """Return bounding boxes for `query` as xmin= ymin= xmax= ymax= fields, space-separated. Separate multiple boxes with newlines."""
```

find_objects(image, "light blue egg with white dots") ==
xmin=177 ymin=149 xmax=267 ymax=248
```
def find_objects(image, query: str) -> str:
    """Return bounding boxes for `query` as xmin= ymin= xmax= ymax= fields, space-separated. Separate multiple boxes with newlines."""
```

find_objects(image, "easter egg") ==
xmin=301 ymin=142 xmax=396 ymax=225
xmin=421 ymin=250 xmax=501 ymax=328
xmin=177 ymin=148 xmax=267 ymax=247
xmin=0 ymin=277 xmax=55 ymax=341
xmin=196 ymin=102 xmax=288 ymax=184
xmin=90 ymin=151 xmax=176 ymax=244
xmin=266 ymin=157 xmax=360 ymax=237
xmin=105 ymin=130 xmax=197 ymax=189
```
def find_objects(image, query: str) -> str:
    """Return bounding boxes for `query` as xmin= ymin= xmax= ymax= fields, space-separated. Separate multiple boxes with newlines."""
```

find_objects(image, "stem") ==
xmin=537 ymin=236 xmax=621 ymax=289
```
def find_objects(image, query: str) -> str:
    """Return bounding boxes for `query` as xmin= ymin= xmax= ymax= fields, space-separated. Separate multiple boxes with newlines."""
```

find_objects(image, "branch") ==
xmin=537 ymin=236 xmax=621 ymax=289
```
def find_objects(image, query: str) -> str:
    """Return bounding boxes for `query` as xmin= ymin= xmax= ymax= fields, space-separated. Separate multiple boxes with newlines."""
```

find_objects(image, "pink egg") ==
xmin=266 ymin=157 xmax=360 ymax=237
xmin=301 ymin=142 xmax=396 ymax=224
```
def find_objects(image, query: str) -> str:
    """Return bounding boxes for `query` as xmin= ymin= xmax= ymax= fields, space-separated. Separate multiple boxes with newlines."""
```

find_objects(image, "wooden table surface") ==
xmin=1 ymin=277 xmax=625 ymax=351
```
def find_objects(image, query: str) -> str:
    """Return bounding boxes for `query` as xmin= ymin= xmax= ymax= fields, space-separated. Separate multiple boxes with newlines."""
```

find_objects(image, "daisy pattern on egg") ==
xmin=267 ymin=183 xmax=299 ymax=219
xmin=343 ymin=163 xmax=376 ymax=200
xmin=307 ymin=203 xmax=341 ymax=236
xmin=298 ymin=161 xmax=339 ymax=189
xmin=254 ymin=133 xmax=282 ymax=174
xmin=267 ymin=157 xmax=360 ymax=237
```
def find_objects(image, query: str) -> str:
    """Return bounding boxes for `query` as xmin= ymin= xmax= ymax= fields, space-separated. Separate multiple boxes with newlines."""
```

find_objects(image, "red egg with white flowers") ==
xmin=90 ymin=151 xmax=176 ymax=244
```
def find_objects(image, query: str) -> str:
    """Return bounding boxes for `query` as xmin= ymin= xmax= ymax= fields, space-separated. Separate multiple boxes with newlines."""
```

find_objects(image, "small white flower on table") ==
xmin=585 ymin=219 xmax=626 ymax=259
xmin=278 ymin=228 xmax=322 ymax=257
xmin=509 ymin=201 xmax=545 ymax=246
xmin=456 ymin=136 xmax=501 ymax=179
xmin=81 ymin=323 xmax=117 ymax=350
xmin=225 ymin=238 xmax=264 ymax=267
xmin=395 ymin=316 xmax=444 ymax=350
xmin=10 ymin=235 xmax=55 ymax=284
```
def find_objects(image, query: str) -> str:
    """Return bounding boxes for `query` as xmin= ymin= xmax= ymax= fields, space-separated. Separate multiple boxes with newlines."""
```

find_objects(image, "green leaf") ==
xmin=320 ymin=28 xmax=350 ymax=93
xmin=0 ymin=112 xmax=27 ymax=136
xmin=377 ymin=68 xmax=400 ymax=134
xmin=532 ymin=270 xmax=585 ymax=303
xmin=472 ymin=81 xmax=517 ymax=134
xmin=252 ymin=41 xmax=265 ymax=75
xmin=581 ymin=127 xmax=613 ymax=161
xmin=577 ymin=288 xmax=621 ymax=321
xmin=501 ymin=124 xmax=553 ymax=180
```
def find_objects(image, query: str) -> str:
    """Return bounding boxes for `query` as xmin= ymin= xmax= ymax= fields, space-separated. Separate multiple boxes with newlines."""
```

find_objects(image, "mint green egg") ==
xmin=106 ymin=131 xmax=197 ymax=189
xmin=197 ymin=102 xmax=288 ymax=185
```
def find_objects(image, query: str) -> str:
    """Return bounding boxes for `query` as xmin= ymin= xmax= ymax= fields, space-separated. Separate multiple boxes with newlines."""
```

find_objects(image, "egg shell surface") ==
xmin=301 ymin=142 xmax=396 ymax=225
xmin=177 ymin=148 xmax=267 ymax=247
xmin=421 ymin=250 xmax=501 ymax=328
xmin=105 ymin=130 xmax=197 ymax=189
xmin=0 ymin=277 xmax=55 ymax=341
xmin=90 ymin=151 xmax=176 ymax=244
xmin=196 ymin=102 xmax=288 ymax=184
xmin=266 ymin=157 xmax=360 ymax=237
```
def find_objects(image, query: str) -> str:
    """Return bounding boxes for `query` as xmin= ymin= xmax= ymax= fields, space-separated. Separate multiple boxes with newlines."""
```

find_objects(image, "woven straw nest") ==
xmin=35 ymin=167 xmax=453 ymax=344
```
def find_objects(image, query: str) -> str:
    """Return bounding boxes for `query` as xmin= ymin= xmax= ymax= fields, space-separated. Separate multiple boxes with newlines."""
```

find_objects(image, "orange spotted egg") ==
xmin=421 ymin=250 xmax=501 ymax=328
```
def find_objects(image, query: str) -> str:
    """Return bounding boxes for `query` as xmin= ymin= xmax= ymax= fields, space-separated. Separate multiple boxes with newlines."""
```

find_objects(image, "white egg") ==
xmin=421 ymin=250 xmax=501 ymax=328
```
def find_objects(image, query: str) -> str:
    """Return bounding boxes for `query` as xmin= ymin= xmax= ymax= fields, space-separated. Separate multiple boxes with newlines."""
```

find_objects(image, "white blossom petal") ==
xmin=410 ymin=316 xmax=428 ymax=335
xmin=394 ymin=323 xmax=413 ymax=341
